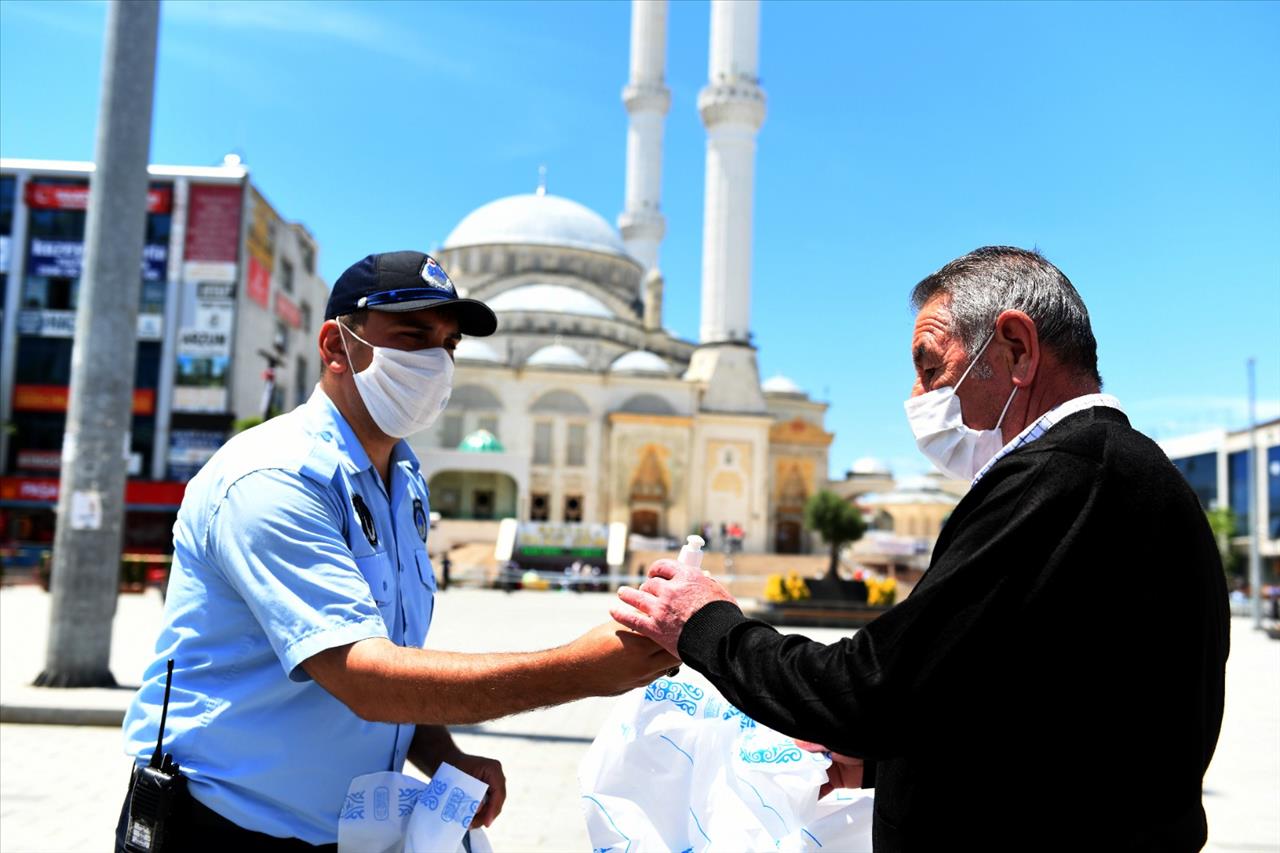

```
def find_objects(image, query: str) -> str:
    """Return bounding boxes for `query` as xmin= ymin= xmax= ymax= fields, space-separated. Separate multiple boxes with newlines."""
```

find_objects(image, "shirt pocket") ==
xmin=415 ymin=549 xmax=437 ymax=591
xmin=355 ymin=552 xmax=395 ymax=606
xmin=411 ymin=549 xmax=436 ymax=646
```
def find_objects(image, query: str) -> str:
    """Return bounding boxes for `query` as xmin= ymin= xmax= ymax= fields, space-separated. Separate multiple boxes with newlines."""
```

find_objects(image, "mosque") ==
xmin=406 ymin=0 xmax=832 ymax=555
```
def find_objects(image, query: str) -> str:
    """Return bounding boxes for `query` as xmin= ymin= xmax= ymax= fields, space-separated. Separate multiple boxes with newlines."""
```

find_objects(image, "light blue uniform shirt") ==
xmin=123 ymin=387 xmax=437 ymax=844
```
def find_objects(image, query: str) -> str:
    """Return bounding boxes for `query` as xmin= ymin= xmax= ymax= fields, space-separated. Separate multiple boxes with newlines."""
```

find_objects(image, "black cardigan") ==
xmin=679 ymin=408 xmax=1229 ymax=851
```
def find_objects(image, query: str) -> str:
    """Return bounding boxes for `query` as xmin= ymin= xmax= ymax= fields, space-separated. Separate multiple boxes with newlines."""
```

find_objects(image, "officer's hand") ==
xmin=451 ymin=751 xmax=506 ymax=828
xmin=569 ymin=621 xmax=679 ymax=696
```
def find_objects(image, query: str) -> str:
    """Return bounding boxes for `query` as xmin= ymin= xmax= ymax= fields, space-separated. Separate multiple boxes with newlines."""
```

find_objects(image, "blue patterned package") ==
xmin=580 ymin=673 xmax=873 ymax=852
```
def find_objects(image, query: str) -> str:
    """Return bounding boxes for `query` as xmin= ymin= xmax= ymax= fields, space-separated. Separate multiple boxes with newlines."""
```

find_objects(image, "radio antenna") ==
xmin=149 ymin=658 xmax=175 ymax=769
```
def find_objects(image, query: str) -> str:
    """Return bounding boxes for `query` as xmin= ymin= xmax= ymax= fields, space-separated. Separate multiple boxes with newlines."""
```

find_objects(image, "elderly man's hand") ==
xmin=796 ymin=739 xmax=865 ymax=797
xmin=610 ymin=559 xmax=737 ymax=657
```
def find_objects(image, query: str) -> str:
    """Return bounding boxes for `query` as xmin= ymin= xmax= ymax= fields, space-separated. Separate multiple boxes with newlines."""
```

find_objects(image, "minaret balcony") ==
xmin=622 ymin=82 xmax=671 ymax=115
xmin=697 ymin=82 xmax=766 ymax=129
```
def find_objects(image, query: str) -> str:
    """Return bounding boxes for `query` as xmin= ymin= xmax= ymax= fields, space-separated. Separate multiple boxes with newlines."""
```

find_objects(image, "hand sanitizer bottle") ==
xmin=677 ymin=535 xmax=705 ymax=571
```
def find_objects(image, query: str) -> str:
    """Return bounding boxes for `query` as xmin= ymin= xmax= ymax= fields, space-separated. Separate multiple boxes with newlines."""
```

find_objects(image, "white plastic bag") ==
xmin=579 ymin=676 xmax=874 ymax=852
xmin=337 ymin=763 xmax=492 ymax=853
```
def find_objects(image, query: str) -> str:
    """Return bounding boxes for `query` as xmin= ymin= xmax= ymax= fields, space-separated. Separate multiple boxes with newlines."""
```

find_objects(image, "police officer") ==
xmin=119 ymin=251 xmax=676 ymax=850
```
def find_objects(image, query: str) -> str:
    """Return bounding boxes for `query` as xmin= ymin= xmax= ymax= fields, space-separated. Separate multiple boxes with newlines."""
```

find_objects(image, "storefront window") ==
xmin=1268 ymin=445 xmax=1280 ymax=541
xmin=1227 ymin=450 xmax=1251 ymax=536
xmin=1171 ymin=452 xmax=1217 ymax=510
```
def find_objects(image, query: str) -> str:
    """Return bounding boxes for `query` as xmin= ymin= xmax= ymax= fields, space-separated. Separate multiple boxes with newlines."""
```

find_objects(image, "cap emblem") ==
xmin=420 ymin=256 xmax=455 ymax=294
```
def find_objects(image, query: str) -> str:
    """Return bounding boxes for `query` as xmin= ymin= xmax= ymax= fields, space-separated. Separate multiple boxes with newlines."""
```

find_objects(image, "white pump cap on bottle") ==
xmin=677 ymin=534 xmax=705 ymax=570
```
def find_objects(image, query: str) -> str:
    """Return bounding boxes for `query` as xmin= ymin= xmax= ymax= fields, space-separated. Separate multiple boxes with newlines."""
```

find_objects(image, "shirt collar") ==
xmin=304 ymin=386 xmax=420 ymax=476
xmin=972 ymin=393 xmax=1124 ymax=485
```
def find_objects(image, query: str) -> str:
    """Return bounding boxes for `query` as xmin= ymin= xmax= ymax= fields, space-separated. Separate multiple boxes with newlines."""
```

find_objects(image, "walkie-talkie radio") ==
xmin=124 ymin=658 xmax=186 ymax=853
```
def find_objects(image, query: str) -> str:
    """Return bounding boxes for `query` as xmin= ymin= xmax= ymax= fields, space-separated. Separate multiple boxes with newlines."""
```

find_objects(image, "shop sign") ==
xmin=167 ymin=429 xmax=225 ymax=481
xmin=247 ymin=255 xmax=271 ymax=307
xmin=275 ymin=292 xmax=302 ymax=328
xmin=17 ymin=309 xmax=163 ymax=341
xmin=16 ymin=450 xmax=61 ymax=471
xmin=183 ymin=260 xmax=238 ymax=283
xmin=0 ymin=477 xmax=60 ymax=503
xmin=12 ymin=384 xmax=156 ymax=415
xmin=184 ymin=183 xmax=242 ymax=261
xmin=244 ymin=187 xmax=277 ymax=308
xmin=196 ymin=282 xmax=236 ymax=302
xmin=177 ymin=328 xmax=232 ymax=358
xmin=23 ymin=182 xmax=172 ymax=214
xmin=28 ymin=239 xmax=168 ymax=282
xmin=0 ymin=477 xmax=187 ymax=508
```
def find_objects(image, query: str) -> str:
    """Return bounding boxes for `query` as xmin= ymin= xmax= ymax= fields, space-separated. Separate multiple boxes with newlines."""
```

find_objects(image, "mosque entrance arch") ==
xmin=629 ymin=509 xmax=661 ymax=538
xmin=774 ymin=464 xmax=809 ymax=554
xmin=628 ymin=444 xmax=670 ymax=538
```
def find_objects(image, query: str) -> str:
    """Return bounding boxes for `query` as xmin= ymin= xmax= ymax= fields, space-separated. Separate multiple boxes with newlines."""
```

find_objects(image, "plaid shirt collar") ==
xmin=971 ymin=393 xmax=1124 ymax=485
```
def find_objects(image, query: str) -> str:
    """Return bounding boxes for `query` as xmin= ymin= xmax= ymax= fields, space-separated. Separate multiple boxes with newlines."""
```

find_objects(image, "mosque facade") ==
xmin=405 ymin=0 xmax=832 ymax=555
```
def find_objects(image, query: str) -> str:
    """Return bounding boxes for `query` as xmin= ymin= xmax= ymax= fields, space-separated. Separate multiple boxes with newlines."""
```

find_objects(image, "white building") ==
xmin=409 ymin=0 xmax=833 ymax=555
xmin=1161 ymin=418 xmax=1280 ymax=577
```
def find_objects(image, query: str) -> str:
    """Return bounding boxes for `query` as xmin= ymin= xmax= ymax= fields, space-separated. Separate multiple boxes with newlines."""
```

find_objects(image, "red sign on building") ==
xmin=24 ymin=182 xmax=172 ymax=214
xmin=184 ymin=184 xmax=242 ymax=263
xmin=275 ymin=292 xmax=302 ymax=329
xmin=12 ymin=385 xmax=156 ymax=415
xmin=247 ymin=256 xmax=271 ymax=307
xmin=0 ymin=477 xmax=186 ymax=508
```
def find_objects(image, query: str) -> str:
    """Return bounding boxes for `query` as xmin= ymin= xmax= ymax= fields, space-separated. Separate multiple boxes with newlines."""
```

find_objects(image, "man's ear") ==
xmin=319 ymin=320 xmax=350 ymax=375
xmin=994 ymin=309 xmax=1040 ymax=388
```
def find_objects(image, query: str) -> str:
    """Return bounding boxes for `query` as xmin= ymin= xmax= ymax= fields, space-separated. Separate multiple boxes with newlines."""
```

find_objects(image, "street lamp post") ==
xmin=37 ymin=0 xmax=161 ymax=687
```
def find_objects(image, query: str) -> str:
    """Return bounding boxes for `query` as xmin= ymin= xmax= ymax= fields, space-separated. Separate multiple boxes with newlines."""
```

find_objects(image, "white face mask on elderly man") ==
xmin=903 ymin=331 xmax=1018 ymax=481
xmin=339 ymin=322 xmax=454 ymax=438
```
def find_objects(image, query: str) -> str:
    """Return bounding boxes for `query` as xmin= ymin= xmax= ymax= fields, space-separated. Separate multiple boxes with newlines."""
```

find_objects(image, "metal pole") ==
xmin=1247 ymin=357 xmax=1262 ymax=629
xmin=36 ymin=0 xmax=160 ymax=687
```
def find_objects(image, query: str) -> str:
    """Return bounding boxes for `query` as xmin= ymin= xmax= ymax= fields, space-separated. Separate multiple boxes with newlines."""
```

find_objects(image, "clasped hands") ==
xmin=610 ymin=558 xmax=736 ymax=657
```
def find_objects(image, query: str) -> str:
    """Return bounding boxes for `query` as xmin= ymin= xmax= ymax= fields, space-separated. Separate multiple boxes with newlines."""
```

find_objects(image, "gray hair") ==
xmin=910 ymin=246 xmax=1101 ymax=386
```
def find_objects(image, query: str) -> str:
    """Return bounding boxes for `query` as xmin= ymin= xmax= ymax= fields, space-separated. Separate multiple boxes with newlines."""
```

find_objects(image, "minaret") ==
xmin=686 ymin=0 xmax=767 ymax=412
xmin=618 ymin=0 xmax=670 ymax=273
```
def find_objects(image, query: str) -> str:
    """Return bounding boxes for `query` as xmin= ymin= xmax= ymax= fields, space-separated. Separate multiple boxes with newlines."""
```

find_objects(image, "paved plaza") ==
xmin=1 ymin=585 xmax=1277 ymax=852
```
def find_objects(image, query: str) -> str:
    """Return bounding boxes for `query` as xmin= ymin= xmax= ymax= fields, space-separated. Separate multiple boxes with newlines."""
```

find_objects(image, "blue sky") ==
xmin=2 ymin=0 xmax=1277 ymax=478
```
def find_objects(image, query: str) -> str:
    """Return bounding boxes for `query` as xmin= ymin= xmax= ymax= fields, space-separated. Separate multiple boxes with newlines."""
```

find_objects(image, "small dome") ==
xmin=442 ymin=193 xmax=628 ymax=257
xmin=525 ymin=343 xmax=589 ymax=370
xmin=850 ymin=457 xmax=893 ymax=477
xmin=762 ymin=374 xmax=805 ymax=396
xmin=609 ymin=350 xmax=671 ymax=375
xmin=487 ymin=284 xmax=614 ymax=318
xmin=455 ymin=338 xmax=503 ymax=364
xmin=458 ymin=429 xmax=505 ymax=453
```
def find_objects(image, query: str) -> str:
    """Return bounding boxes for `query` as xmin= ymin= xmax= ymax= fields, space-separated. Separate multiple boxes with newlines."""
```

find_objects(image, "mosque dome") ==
xmin=761 ymin=374 xmax=805 ymax=396
xmin=442 ymin=192 xmax=629 ymax=257
xmin=850 ymin=457 xmax=892 ymax=477
xmin=458 ymin=429 xmax=505 ymax=453
xmin=487 ymin=284 xmax=615 ymax=318
xmin=454 ymin=338 xmax=503 ymax=364
xmin=609 ymin=350 xmax=671 ymax=375
xmin=525 ymin=343 xmax=589 ymax=370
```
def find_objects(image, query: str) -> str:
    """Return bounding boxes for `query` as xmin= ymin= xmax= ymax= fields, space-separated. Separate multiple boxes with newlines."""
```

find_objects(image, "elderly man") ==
xmin=614 ymin=247 xmax=1229 ymax=851
xmin=121 ymin=251 xmax=675 ymax=851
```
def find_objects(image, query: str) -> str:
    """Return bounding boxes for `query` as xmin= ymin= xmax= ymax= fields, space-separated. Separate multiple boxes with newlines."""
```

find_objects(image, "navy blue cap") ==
xmin=325 ymin=251 xmax=497 ymax=337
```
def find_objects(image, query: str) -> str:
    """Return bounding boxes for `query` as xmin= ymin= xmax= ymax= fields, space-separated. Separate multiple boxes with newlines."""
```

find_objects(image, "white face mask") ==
xmin=903 ymin=331 xmax=1018 ymax=480
xmin=339 ymin=322 xmax=454 ymax=438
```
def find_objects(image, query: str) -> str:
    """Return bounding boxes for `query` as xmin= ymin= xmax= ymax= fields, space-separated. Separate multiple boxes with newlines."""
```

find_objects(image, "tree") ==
xmin=1204 ymin=506 xmax=1239 ymax=585
xmin=804 ymin=490 xmax=867 ymax=582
